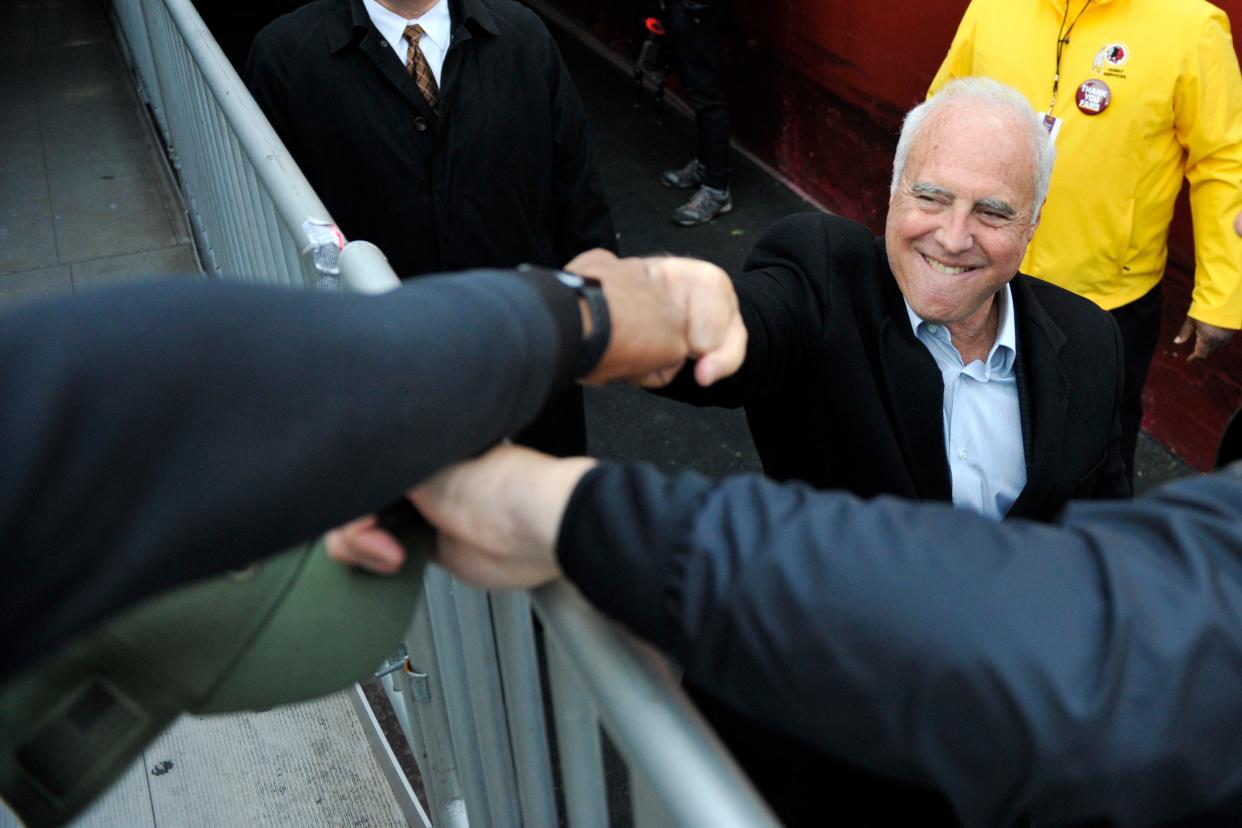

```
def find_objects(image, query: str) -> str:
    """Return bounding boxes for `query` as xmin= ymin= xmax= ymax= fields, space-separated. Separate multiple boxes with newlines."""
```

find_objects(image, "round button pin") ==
xmin=1075 ymin=79 xmax=1111 ymax=115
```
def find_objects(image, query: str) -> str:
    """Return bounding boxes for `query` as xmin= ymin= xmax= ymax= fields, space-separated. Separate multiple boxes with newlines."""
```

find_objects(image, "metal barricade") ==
xmin=112 ymin=0 xmax=340 ymax=289
xmin=108 ymin=3 xmax=782 ymax=825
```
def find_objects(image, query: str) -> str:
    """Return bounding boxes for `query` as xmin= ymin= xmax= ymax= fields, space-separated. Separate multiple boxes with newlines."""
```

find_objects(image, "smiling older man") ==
xmin=661 ymin=76 xmax=1129 ymax=521
xmin=331 ymin=78 xmax=1133 ymax=825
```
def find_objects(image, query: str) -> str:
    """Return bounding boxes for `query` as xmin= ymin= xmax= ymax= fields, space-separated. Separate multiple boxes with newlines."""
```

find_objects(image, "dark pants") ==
xmin=514 ymin=384 xmax=586 ymax=457
xmin=688 ymin=689 xmax=958 ymax=825
xmin=668 ymin=0 xmax=730 ymax=190
xmin=1109 ymin=284 xmax=1163 ymax=483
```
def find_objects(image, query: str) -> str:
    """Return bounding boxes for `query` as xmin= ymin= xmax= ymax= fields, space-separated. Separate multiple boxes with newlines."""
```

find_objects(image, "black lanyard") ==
xmin=1048 ymin=0 xmax=1094 ymax=113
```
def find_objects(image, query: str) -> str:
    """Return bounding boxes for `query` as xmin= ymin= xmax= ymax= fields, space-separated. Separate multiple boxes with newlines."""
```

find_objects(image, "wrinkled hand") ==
xmin=1174 ymin=316 xmax=1235 ymax=362
xmin=410 ymin=445 xmax=596 ymax=590
xmin=325 ymin=513 xmax=407 ymax=574
xmin=566 ymin=249 xmax=746 ymax=388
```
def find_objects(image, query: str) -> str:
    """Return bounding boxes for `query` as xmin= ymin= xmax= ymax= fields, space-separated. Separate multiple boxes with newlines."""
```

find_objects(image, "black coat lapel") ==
xmin=1007 ymin=275 xmax=1069 ymax=517
xmin=879 ymin=317 xmax=953 ymax=502
xmin=356 ymin=19 xmax=440 ymax=119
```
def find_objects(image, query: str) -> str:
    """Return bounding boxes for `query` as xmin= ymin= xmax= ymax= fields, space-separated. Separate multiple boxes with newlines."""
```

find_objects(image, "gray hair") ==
xmin=890 ymin=77 xmax=1056 ymax=219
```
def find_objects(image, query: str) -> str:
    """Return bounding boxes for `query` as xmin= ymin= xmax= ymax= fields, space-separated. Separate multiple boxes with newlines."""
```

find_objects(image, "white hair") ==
xmin=890 ymin=77 xmax=1056 ymax=218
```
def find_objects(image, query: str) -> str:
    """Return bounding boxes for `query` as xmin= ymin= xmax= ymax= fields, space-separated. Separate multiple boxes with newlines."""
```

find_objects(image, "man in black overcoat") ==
xmin=245 ymin=0 xmax=615 ymax=456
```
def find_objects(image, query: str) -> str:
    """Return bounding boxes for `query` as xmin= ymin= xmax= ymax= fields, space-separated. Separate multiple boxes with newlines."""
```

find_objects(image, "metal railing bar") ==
xmin=534 ymin=582 xmax=783 ymax=828
xmin=423 ymin=569 xmax=496 ymax=827
xmin=546 ymin=633 xmax=609 ymax=827
xmin=490 ymin=591 xmax=559 ymax=828
xmin=401 ymin=600 xmax=470 ymax=828
xmin=454 ymin=591 xmax=524 ymax=826
xmin=350 ymin=684 xmax=432 ymax=828
xmin=152 ymin=0 xmax=334 ymax=241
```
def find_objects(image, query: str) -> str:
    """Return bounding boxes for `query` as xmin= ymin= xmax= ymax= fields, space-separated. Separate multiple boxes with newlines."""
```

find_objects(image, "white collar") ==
xmin=361 ymin=0 xmax=452 ymax=52
xmin=904 ymin=282 xmax=1018 ymax=356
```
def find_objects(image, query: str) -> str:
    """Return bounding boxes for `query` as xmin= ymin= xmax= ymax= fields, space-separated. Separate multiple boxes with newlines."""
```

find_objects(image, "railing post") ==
xmin=491 ymin=591 xmax=559 ymax=827
xmin=547 ymin=637 xmax=609 ymax=826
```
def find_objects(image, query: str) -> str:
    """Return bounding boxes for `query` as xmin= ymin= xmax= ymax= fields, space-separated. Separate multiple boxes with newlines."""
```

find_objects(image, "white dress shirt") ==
xmin=905 ymin=284 xmax=1027 ymax=520
xmin=362 ymin=0 xmax=451 ymax=85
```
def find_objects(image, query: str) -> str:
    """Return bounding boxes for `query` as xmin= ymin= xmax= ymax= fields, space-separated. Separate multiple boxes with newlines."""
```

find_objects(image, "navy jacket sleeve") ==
xmin=558 ymin=462 xmax=1242 ymax=825
xmin=0 ymin=272 xmax=579 ymax=679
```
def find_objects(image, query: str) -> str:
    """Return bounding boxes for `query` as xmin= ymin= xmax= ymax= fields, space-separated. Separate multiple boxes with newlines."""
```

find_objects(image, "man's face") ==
xmin=885 ymin=103 xmax=1041 ymax=328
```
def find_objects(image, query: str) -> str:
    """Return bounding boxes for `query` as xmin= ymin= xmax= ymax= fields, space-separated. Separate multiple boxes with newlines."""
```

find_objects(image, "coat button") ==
xmin=413 ymin=116 xmax=428 ymax=131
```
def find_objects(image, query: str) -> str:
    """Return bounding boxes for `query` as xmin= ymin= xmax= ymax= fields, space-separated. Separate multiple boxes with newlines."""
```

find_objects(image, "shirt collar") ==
xmin=992 ymin=282 xmax=1017 ymax=365
xmin=904 ymin=282 xmax=1018 ymax=369
xmin=329 ymin=0 xmax=498 ymax=53
xmin=361 ymin=0 xmax=451 ymax=53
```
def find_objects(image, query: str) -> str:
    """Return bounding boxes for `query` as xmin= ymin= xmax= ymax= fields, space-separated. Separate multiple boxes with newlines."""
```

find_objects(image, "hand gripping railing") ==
xmin=110 ymin=3 xmax=782 ymax=825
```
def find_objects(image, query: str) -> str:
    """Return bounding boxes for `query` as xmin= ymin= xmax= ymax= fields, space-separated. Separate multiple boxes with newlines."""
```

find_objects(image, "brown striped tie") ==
xmin=404 ymin=24 xmax=439 ymax=111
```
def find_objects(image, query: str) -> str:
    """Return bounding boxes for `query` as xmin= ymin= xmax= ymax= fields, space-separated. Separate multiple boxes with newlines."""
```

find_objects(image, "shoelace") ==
xmin=689 ymin=188 xmax=719 ymax=210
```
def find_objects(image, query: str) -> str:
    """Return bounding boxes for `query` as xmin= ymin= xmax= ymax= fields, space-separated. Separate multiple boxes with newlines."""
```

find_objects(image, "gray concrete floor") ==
xmin=0 ymin=0 xmax=197 ymax=302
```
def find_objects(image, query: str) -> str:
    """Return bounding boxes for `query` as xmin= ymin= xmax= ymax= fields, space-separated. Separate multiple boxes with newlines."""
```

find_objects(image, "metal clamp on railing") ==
xmin=114 ymin=0 xmax=360 ymax=290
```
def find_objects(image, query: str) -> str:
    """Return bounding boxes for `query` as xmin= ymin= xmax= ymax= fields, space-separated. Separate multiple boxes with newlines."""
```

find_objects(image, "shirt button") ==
xmin=958 ymin=450 xmax=968 ymax=460
xmin=413 ymin=116 xmax=428 ymax=131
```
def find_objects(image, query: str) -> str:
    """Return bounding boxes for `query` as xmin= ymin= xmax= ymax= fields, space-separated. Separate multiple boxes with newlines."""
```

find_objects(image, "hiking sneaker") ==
xmin=660 ymin=158 xmax=705 ymax=189
xmin=672 ymin=185 xmax=732 ymax=226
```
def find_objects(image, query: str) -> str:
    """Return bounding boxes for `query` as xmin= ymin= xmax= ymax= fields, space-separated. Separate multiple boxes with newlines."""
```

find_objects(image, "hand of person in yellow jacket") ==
xmin=1172 ymin=208 xmax=1242 ymax=361
xmin=1175 ymin=318 xmax=1235 ymax=362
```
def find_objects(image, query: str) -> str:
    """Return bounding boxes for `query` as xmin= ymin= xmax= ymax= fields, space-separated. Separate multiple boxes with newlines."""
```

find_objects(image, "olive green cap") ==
xmin=0 ymin=533 xmax=429 ymax=827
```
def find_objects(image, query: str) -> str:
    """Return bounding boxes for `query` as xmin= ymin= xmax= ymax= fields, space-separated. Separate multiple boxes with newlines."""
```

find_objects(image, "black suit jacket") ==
xmin=665 ymin=212 xmax=1129 ymax=823
xmin=668 ymin=212 xmax=1130 ymax=520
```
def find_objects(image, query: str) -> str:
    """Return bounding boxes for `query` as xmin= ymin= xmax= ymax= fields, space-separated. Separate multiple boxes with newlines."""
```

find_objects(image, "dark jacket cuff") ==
xmin=512 ymin=268 xmax=583 ymax=395
xmin=556 ymin=463 xmax=710 ymax=657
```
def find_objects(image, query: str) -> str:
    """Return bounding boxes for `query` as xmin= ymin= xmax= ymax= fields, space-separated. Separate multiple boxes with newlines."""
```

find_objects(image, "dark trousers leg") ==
xmin=669 ymin=1 xmax=730 ymax=190
xmin=1108 ymin=284 xmax=1163 ymax=482
xmin=514 ymin=384 xmax=586 ymax=457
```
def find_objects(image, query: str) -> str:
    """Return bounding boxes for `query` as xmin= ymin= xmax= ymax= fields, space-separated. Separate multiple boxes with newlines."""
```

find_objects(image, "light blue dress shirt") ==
xmin=904 ymin=285 xmax=1026 ymax=519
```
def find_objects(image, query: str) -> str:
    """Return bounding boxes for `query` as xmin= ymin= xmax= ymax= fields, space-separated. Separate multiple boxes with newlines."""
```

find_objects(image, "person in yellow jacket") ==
xmin=930 ymin=0 xmax=1242 ymax=479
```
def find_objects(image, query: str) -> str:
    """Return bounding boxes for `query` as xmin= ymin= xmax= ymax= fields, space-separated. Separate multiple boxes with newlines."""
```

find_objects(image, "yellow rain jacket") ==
xmin=930 ymin=0 xmax=1242 ymax=328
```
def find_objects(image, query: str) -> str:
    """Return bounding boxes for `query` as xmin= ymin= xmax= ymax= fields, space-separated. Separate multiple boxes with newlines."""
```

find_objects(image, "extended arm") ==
xmin=559 ymin=463 xmax=1242 ymax=825
xmin=0 ymin=248 xmax=745 ymax=680
xmin=415 ymin=443 xmax=1242 ymax=825
xmin=0 ymin=275 xmax=575 ymax=677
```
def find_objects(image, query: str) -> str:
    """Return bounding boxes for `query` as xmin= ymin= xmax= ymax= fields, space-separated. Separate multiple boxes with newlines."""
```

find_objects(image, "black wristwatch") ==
xmin=518 ymin=265 xmax=611 ymax=378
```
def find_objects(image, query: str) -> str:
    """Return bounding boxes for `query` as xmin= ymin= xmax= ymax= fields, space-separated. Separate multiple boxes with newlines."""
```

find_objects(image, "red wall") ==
xmin=550 ymin=0 xmax=1242 ymax=469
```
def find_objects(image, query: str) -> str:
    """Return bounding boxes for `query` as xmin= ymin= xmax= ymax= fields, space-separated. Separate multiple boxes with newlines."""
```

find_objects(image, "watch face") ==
xmin=555 ymin=271 xmax=585 ymax=289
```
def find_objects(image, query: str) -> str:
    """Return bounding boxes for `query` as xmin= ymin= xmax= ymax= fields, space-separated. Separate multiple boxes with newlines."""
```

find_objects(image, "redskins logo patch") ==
xmin=1092 ymin=43 xmax=1129 ymax=74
